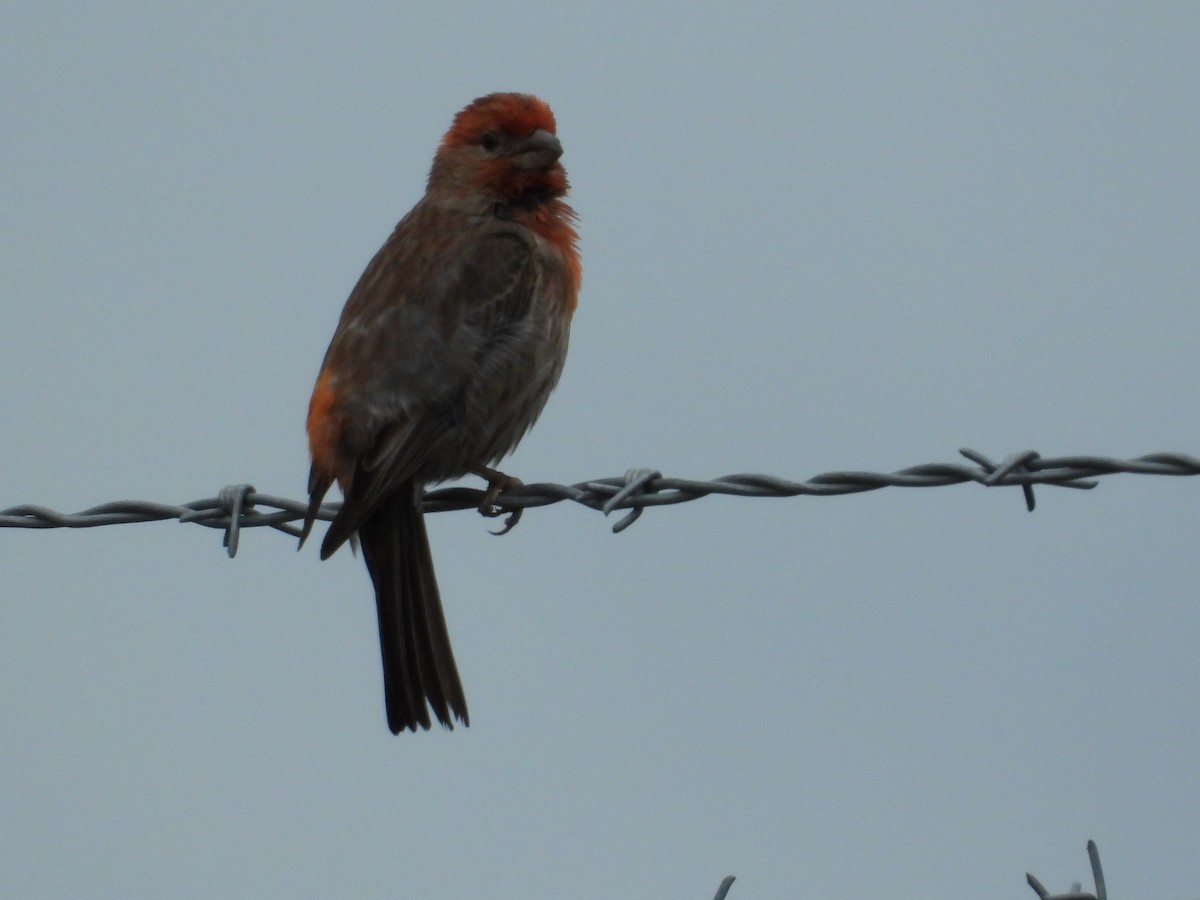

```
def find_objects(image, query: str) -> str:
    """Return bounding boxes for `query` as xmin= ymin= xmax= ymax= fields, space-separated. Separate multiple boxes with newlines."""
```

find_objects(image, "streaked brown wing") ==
xmin=319 ymin=227 xmax=540 ymax=557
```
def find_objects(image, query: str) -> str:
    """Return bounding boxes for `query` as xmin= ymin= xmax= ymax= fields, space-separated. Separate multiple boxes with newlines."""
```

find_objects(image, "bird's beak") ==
xmin=513 ymin=128 xmax=563 ymax=169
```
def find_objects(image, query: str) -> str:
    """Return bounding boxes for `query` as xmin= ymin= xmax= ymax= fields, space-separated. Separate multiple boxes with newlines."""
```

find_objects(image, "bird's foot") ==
xmin=472 ymin=466 xmax=523 ymax=535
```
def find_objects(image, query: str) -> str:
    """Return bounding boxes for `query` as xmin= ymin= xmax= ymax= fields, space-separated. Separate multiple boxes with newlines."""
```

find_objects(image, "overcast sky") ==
xmin=2 ymin=4 xmax=1198 ymax=898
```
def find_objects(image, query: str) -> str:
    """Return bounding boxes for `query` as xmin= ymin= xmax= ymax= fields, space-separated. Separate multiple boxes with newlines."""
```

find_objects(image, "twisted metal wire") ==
xmin=1026 ymin=840 xmax=1107 ymax=900
xmin=2 ymin=449 xmax=1198 ymax=558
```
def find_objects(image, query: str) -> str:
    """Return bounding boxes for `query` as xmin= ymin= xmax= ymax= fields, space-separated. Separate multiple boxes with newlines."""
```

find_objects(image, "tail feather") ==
xmin=358 ymin=485 xmax=468 ymax=733
xmin=298 ymin=467 xmax=332 ymax=552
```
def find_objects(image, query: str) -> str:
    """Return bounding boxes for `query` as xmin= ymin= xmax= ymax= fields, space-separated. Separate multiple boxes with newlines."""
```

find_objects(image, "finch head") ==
xmin=429 ymin=93 xmax=568 ymax=202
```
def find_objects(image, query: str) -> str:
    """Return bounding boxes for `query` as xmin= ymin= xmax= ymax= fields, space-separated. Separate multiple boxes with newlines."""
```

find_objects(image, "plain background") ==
xmin=2 ymin=4 xmax=1198 ymax=898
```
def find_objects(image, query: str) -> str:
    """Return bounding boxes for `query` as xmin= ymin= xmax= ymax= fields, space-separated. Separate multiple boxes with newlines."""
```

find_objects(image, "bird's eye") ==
xmin=480 ymin=132 xmax=500 ymax=152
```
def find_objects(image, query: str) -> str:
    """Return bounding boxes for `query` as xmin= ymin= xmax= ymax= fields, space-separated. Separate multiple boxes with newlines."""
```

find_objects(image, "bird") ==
xmin=300 ymin=93 xmax=580 ymax=733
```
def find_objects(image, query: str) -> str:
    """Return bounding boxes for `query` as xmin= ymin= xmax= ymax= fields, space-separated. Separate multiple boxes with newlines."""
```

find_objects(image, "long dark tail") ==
xmin=357 ymin=483 xmax=468 ymax=733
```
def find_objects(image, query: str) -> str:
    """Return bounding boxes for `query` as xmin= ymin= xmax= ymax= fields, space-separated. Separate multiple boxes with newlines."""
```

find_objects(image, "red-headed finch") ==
xmin=301 ymin=93 xmax=580 ymax=733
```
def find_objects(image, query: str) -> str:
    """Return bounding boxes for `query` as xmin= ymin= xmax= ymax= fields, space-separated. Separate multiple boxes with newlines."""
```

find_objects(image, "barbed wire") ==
xmin=2 ymin=449 xmax=1198 ymax=558
xmin=710 ymin=839 xmax=1111 ymax=899
xmin=718 ymin=840 xmax=1114 ymax=900
xmin=1026 ymin=840 xmax=1107 ymax=900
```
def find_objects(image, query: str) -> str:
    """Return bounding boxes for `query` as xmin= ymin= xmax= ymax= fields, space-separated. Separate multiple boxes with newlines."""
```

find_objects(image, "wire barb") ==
xmin=602 ymin=468 xmax=663 ymax=532
xmin=3 ymin=450 xmax=1198 ymax=552
xmin=1026 ymin=840 xmax=1106 ymax=900
xmin=218 ymin=484 xmax=255 ymax=558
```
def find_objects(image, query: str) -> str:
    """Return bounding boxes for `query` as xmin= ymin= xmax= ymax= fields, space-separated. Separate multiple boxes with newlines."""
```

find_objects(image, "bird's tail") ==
xmin=358 ymin=483 xmax=468 ymax=733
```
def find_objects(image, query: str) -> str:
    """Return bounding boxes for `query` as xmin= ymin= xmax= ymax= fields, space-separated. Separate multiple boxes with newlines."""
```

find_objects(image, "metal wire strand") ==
xmin=3 ymin=449 xmax=1198 ymax=558
xmin=1026 ymin=840 xmax=1107 ymax=900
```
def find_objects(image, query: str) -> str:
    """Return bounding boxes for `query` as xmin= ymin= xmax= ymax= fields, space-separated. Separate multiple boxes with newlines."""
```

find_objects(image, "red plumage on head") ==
xmin=439 ymin=93 xmax=558 ymax=151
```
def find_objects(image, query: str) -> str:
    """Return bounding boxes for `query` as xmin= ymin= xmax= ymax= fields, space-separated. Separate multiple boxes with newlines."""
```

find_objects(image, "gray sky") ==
xmin=3 ymin=4 xmax=1198 ymax=898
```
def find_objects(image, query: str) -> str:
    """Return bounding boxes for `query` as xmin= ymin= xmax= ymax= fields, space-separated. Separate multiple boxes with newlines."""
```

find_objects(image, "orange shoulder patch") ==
xmin=306 ymin=369 xmax=346 ymax=482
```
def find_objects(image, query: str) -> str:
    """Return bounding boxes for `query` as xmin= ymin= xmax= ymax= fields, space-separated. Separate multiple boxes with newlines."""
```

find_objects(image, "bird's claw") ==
xmin=484 ymin=507 xmax=522 ymax=535
xmin=473 ymin=467 xmax=524 ymax=535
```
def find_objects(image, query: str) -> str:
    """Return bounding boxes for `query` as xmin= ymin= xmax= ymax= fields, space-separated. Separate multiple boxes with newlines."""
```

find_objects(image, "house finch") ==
xmin=300 ymin=93 xmax=580 ymax=733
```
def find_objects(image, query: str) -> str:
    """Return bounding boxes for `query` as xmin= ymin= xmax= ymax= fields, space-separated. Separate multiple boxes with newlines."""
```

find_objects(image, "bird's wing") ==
xmin=317 ymin=225 xmax=540 ymax=556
